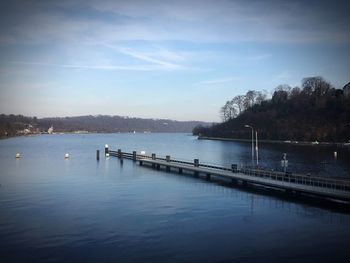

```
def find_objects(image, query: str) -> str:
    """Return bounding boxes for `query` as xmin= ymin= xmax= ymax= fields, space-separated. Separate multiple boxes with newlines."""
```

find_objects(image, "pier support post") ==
xmin=118 ymin=149 xmax=122 ymax=159
xmin=132 ymin=151 xmax=137 ymax=161
xmin=231 ymin=178 xmax=238 ymax=185
xmin=206 ymin=173 xmax=211 ymax=180
xmin=151 ymin=153 xmax=156 ymax=168
xmin=166 ymin=155 xmax=170 ymax=171
xmin=96 ymin=150 xmax=100 ymax=161
xmin=231 ymin=164 xmax=237 ymax=173
xmin=164 ymin=155 xmax=170 ymax=171
xmin=104 ymin=144 xmax=109 ymax=156
xmin=179 ymin=168 xmax=183 ymax=174
xmin=194 ymin=159 xmax=199 ymax=167
xmin=194 ymin=159 xmax=199 ymax=176
xmin=139 ymin=160 xmax=143 ymax=166
xmin=157 ymin=164 xmax=160 ymax=170
xmin=285 ymin=189 xmax=293 ymax=195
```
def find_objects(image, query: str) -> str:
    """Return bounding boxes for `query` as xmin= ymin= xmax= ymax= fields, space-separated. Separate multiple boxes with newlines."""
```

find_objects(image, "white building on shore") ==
xmin=48 ymin=126 xmax=54 ymax=134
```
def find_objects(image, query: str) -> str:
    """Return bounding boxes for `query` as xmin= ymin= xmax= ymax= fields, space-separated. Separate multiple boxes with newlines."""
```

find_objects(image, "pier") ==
xmin=106 ymin=148 xmax=350 ymax=203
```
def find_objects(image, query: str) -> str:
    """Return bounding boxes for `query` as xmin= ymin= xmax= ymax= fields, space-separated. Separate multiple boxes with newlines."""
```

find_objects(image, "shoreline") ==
xmin=197 ymin=136 xmax=350 ymax=148
xmin=0 ymin=131 xmax=192 ymax=140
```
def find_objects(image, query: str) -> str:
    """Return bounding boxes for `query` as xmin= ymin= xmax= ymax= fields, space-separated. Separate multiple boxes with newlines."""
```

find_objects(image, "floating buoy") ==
xmin=15 ymin=153 xmax=20 ymax=159
xmin=64 ymin=153 xmax=70 ymax=159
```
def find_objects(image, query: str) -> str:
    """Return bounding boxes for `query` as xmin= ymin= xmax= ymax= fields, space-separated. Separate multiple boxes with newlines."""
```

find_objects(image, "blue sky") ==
xmin=0 ymin=0 xmax=349 ymax=121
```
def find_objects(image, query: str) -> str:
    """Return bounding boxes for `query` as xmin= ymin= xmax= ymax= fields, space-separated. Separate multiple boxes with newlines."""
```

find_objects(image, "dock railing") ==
xmin=108 ymin=150 xmax=350 ymax=193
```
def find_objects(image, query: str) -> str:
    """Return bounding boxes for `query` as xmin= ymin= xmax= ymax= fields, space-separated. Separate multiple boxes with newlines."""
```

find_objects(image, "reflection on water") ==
xmin=0 ymin=133 xmax=350 ymax=262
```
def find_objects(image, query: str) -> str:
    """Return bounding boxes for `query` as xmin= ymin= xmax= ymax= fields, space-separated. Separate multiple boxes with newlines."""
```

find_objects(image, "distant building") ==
xmin=48 ymin=125 xmax=54 ymax=134
xmin=343 ymin=82 xmax=350 ymax=97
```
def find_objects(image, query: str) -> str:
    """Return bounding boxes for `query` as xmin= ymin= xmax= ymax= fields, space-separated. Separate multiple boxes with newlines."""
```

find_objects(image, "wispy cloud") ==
xmin=10 ymin=61 xmax=169 ymax=71
xmin=2 ymin=0 xmax=349 ymax=46
xmin=102 ymin=43 xmax=182 ymax=70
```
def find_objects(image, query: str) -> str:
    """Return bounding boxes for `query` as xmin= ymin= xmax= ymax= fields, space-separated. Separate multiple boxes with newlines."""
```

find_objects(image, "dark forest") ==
xmin=193 ymin=77 xmax=350 ymax=143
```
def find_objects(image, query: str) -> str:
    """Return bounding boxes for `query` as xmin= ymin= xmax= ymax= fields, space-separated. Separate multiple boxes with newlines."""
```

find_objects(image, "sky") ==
xmin=0 ymin=0 xmax=349 ymax=122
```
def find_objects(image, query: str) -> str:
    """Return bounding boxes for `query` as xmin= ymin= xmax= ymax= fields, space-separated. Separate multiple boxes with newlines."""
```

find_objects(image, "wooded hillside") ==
xmin=0 ymin=114 xmax=210 ymax=137
xmin=193 ymin=77 xmax=350 ymax=142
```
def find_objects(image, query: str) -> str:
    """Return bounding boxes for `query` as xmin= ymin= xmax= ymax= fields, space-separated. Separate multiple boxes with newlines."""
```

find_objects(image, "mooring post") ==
xmin=194 ymin=159 xmax=199 ymax=167
xmin=151 ymin=153 xmax=156 ymax=168
xmin=231 ymin=164 xmax=237 ymax=173
xmin=118 ymin=149 xmax=122 ymax=159
xmin=133 ymin=151 xmax=137 ymax=161
xmin=96 ymin=150 xmax=100 ymax=161
xmin=194 ymin=159 xmax=199 ymax=177
xmin=166 ymin=155 xmax=170 ymax=172
xmin=104 ymin=144 xmax=109 ymax=156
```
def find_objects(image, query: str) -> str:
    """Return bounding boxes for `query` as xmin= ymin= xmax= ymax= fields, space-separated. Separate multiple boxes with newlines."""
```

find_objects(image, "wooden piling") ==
xmin=96 ymin=150 xmax=100 ymax=161
xmin=194 ymin=159 xmax=199 ymax=176
xmin=231 ymin=164 xmax=237 ymax=173
xmin=152 ymin=153 xmax=156 ymax=168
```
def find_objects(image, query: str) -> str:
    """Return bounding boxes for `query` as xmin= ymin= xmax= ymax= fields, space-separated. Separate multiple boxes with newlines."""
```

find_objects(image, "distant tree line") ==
xmin=0 ymin=114 xmax=210 ymax=138
xmin=39 ymin=115 xmax=208 ymax=133
xmin=0 ymin=114 xmax=39 ymax=137
xmin=193 ymin=77 xmax=350 ymax=142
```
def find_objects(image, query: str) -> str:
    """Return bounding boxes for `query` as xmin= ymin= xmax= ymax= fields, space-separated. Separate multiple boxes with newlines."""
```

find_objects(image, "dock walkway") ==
xmin=107 ymin=148 xmax=350 ymax=202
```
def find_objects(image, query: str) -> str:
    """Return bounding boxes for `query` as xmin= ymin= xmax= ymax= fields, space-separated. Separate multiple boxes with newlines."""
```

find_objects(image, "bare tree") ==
xmin=302 ymin=76 xmax=332 ymax=97
xmin=288 ymin=86 xmax=301 ymax=100
xmin=231 ymin=95 xmax=245 ymax=115
xmin=255 ymin=90 xmax=268 ymax=104
xmin=220 ymin=101 xmax=235 ymax=121
xmin=301 ymin=77 xmax=330 ymax=97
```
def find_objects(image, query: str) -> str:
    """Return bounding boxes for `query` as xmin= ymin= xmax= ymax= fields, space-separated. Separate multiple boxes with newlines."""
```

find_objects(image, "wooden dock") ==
xmin=107 ymin=148 xmax=350 ymax=203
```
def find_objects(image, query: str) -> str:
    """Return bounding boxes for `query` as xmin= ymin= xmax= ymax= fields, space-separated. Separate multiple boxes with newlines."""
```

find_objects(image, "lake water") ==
xmin=1 ymin=133 xmax=350 ymax=262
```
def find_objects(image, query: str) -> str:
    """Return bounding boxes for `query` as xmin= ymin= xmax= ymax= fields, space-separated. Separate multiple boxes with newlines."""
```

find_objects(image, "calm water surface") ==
xmin=0 ymin=133 xmax=350 ymax=262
